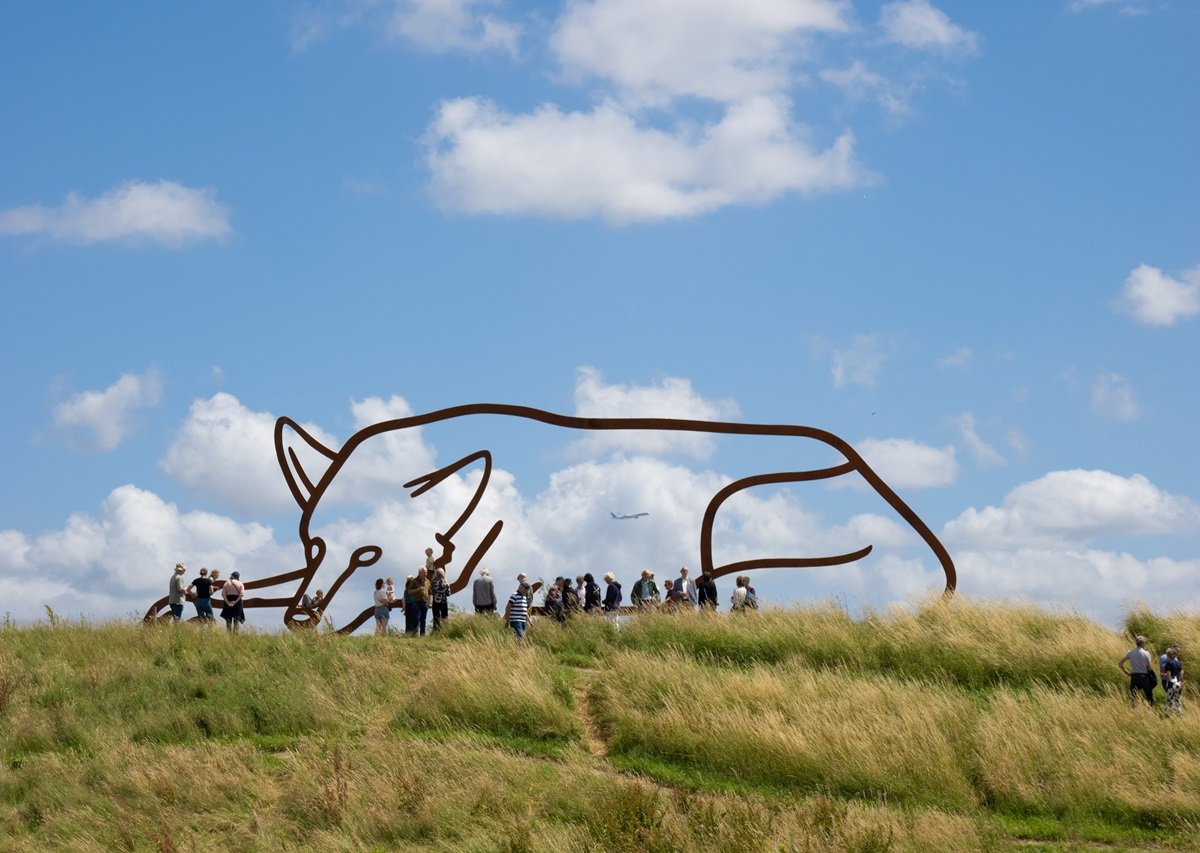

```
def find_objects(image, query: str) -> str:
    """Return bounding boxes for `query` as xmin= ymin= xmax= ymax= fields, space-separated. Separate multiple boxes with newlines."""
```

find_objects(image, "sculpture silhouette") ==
xmin=144 ymin=404 xmax=955 ymax=632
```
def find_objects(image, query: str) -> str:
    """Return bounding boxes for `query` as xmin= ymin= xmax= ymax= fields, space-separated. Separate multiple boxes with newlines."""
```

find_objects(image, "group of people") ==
xmin=468 ymin=565 xmax=761 ymax=641
xmin=372 ymin=548 xmax=453 ymax=636
xmin=167 ymin=563 xmax=248 ymax=631
xmin=1120 ymin=635 xmax=1186 ymax=715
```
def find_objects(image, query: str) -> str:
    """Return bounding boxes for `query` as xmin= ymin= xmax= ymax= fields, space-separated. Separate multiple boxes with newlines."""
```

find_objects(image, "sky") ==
xmin=1 ymin=0 xmax=1197 ymax=631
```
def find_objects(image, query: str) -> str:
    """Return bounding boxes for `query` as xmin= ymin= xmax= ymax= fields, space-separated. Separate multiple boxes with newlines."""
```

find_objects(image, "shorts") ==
xmin=374 ymin=604 xmax=390 ymax=621
xmin=509 ymin=619 xmax=526 ymax=638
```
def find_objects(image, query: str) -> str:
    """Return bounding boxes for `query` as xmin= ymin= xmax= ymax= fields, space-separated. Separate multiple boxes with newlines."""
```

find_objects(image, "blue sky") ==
xmin=1 ymin=0 xmax=1197 ymax=629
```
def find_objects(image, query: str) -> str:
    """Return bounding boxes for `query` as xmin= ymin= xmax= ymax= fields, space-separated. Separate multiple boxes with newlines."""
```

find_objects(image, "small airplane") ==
xmin=610 ymin=511 xmax=649 ymax=520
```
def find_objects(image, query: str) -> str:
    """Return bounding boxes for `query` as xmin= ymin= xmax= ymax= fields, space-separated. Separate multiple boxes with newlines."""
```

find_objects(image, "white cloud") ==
xmin=389 ymin=0 xmax=519 ymax=55
xmin=290 ymin=0 xmax=519 ymax=54
xmin=1005 ymin=429 xmax=1028 ymax=457
xmin=162 ymin=392 xmax=438 ymax=517
xmin=850 ymin=437 xmax=958 ymax=490
xmin=1068 ymin=0 xmax=1148 ymax=13
xmin=830 ymin=333 xmax=886 ymax=387
xmin=1092 ymin=372 xmax=1139 ymax=421
xmin=1118 ymin=263 xmax=1200 ymax=327
xmin=953 ymin=412 xmax=1004 ymax=467
xmin=944 ymin=469 xmax=1200 ymax=549
xmin=161 ymin=393 xmax=326 ymax=515
xmin=0 ymin=485 xmax=287 ymax=621
xmin=52 ymin=370 xmax=163 ymax=452
xmin=425 ymin=95 xmax=866 ymax=222
xmin=571 ymin=366 xmax=739 ymax=458
xmin=936 ymin=346 xmax=974 ymax=370
xmin=820 ymin=60 xmax=915 ymax=118
xmin=879 ymin=0 xmax=978 ymax=53
xmin=0 ymin=180 xmax=231 ymax=247
xmin=551 ymin=0 xmax=849 ymax=105
xmin=955 ymin=548 xmax=1200 ymax=626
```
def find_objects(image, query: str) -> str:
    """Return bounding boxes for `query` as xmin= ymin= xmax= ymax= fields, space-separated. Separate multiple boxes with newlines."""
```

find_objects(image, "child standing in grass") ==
xmin=504 ymin=582 xmax=531 ymax=640
xmin=1162 ymin=646 xmax=1184 ymax=715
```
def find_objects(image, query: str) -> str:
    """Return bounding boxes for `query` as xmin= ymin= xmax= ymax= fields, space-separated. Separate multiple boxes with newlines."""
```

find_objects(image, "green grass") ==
xmin=1 ymin=600 xmax=1198 ymax=850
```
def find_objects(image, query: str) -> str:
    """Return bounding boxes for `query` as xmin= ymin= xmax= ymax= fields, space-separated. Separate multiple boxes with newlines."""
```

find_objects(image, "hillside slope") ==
xmin=1 ymin=601 xmax=1198 ymax=851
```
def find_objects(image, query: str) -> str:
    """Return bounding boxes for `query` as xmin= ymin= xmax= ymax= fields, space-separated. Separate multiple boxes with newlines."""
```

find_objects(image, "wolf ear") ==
xmin=275 ymin=417 xmax=337 ymax=508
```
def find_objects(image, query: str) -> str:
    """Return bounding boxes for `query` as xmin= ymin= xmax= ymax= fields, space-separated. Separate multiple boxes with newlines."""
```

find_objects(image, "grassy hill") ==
xmin=1 ymin=600 xmax=1198 ymax=851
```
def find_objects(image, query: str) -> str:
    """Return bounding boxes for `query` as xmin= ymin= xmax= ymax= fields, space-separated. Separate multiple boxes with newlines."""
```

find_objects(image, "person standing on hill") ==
xmin=1161 ymin=646 xmax=1184 ymax=715
xmin=674 ymin=566 xmax=698 ymax=609
xmin=168 ymin=562 xmax=188 ymax=622
xmin=583 ymin=573 xmax=601 ymax=612
xmin=187 ymin=567 xmax=215 ymax=623
xmin=730 ymin=576 xmax=748 ymax=611
xmin=220 ymin=571 xmax=246 ymax=632
xmin=1120 ymin=635 xmax=1156 ymax=708
xmin=430 ymin=567 xmax=450 ymax=631
xmin=504 ymin=581 xmax=531 ymax=640
xmin=373 ymin=577 xmax=390 ymax=636
xmin=697 ymin=573 xmax=718 ymax=610
xmin=406 ymin=568 xmax=431 ymax=636
xmin=473 ymin=568 xmax=497 ymax=614
xmin=602 ymin=572 xmax=622 ymax=612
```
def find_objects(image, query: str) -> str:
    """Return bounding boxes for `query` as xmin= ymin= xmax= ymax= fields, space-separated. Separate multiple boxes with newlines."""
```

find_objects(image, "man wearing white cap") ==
xmin=168 ymin=563 xmax=188 ymax=622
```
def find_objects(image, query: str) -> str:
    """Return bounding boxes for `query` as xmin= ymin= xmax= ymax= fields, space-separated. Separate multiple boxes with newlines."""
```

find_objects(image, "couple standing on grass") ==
xmin=167 ymin=563 xmax=245 ymax=631
xmin=1120 ymin=635 xmax=1185 ymax=714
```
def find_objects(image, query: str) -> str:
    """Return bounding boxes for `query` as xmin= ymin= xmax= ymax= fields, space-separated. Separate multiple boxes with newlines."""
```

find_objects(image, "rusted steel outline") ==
xmin=144 ymin=403 xmax=956 ymax=631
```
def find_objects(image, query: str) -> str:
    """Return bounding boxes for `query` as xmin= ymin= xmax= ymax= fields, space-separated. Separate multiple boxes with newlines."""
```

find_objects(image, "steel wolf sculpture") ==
xmin=144 ymin=403 xmax=956 ymax=632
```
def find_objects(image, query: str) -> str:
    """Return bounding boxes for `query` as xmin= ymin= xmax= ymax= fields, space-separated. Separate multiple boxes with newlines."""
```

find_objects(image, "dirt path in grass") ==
xmin=572 ymin=668 xmax=609 ymax=759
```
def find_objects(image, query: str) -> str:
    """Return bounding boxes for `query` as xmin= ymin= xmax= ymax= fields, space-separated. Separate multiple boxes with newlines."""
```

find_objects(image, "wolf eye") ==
xmin=350 ymin=545 xmax=382 ymax=568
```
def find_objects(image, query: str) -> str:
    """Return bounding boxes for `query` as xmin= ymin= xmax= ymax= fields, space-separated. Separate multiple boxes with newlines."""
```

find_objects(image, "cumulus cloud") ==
xmin=953 ymin=412 xmax=1004 ymax=467
xmin=954 ymin=548 xmax=1200 ymax=626
xmin=879 ymin=0 xmax=978 ymax=53
xmin=425 ymin=95 xmax=866 ymax=223
xmin=571 ymin=366 xmax=739 ymax=458
xmin=161 ymin=392 xmax=438 ymax=517
xmin=161 ymin=393 xmax=330 ymax=516
xmin=0 ymin=180 xmax=231 ymax=247
xmin=830 ymin=334 xmax=887 ymax=388
xmin=52 ymin=370 xmax=163 ymax=451
xmin=551 ymin=0 xmax=848 ymax=105
xmin=944 ymin=469 xmax=1200 ymax=549
xmin=1118 ymin=263 xmax=1200 ymax=326
xmin=0 ymin=485 xmax=288 ymax=622
xmin=850 ymin=437 xmax=958 ymax=490
xmin=1092 ymin=372 xmax=1139 ymax=421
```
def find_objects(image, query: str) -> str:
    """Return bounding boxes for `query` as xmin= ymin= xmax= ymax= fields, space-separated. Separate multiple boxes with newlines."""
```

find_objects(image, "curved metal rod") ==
xmin=144 ymin=404 xmax=955 ymax=631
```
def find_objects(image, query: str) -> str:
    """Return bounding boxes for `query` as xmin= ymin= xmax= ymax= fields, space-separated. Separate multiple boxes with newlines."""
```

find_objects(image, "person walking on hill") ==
xmin=373 ymin=578 xmax=390 ymax=636
xmin=674 ymin=566 xmax=698 ymax=609
xmin=473 ymin=568 xmax=497 ymax=614
xmin=188 ymin=567 xmax=215 ymax=623
xmin=168 ymin=562 xmax=188 ymax=622
xmin=220 ymin=571 xmax=246 ymax=632
xmin=504 ymin=581 xmax=531 ymax=640
xmin=1120 ymin=635 xmax=1156 ymax=708
xmin=1161 ymin=646 xmax=1184 ymax=715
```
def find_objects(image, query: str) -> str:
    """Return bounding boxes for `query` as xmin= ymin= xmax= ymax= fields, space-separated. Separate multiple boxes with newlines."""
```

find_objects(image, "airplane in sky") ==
xmin=610 ymin=511 xmax=649 ymax=520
